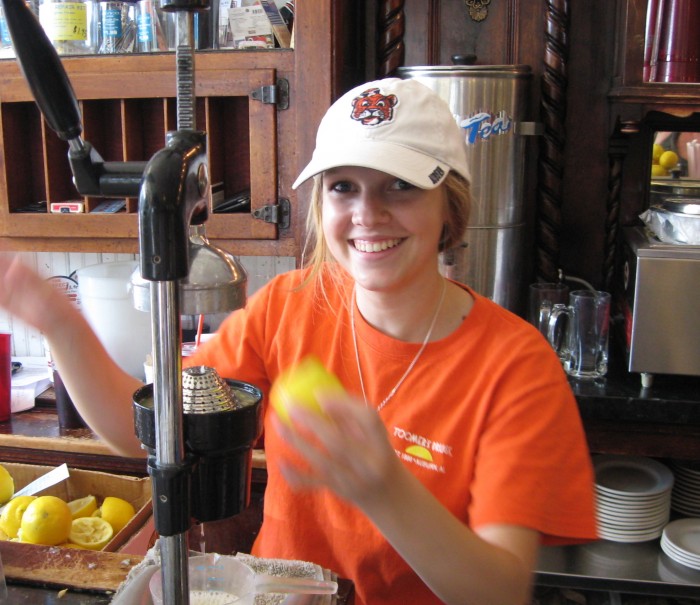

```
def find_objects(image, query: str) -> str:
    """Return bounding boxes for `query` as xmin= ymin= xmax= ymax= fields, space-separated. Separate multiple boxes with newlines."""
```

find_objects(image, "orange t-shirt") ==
xmin=186 ymin=269 xmax=598 ymax=605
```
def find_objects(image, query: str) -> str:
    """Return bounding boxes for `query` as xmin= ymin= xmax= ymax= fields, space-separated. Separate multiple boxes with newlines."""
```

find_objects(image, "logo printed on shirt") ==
xmin=392 ymin=426 xmax=453 ymax=474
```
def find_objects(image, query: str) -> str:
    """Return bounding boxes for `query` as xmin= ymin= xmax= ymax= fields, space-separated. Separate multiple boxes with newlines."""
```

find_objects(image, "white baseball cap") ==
xmin=292 ymin=78 xmax=471 ymax=190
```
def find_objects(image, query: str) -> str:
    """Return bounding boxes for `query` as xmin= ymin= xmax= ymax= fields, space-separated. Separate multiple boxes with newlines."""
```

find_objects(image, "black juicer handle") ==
xmin=1 ymin=0 xmax=82 ymax=142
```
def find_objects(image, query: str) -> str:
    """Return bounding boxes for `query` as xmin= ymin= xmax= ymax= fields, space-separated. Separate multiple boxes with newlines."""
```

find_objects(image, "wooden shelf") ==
xmin=0 ymin=54 xmax=281 ymax=251
xmin=0 ymin=0 xmax=372 ymax=255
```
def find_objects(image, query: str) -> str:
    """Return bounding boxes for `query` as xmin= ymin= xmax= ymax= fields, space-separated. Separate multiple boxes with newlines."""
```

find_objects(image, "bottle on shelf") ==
xmin=134 ymin=0 xmax=157 ymax=52
xmin=0 ymin=6 xmax=15 ymax=58
xmin=97 ymin=0 xmax=136 ymax=54
xmin=38 ymin=0 xmax=98 ymax=56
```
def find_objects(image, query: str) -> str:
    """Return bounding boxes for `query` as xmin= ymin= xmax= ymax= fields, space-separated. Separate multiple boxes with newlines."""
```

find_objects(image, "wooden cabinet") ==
xmin=0 ymin=54 xmax=280 ymax=249
xmin=0 ymin=1 xmax=372 ymax=257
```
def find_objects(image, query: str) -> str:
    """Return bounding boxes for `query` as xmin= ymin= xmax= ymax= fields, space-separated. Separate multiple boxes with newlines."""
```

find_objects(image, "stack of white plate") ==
xmin=670 ymin=460 xmax=700 ymax=516
xmin=593 ymin=455 xmax=674 ymax=543
xmin=661 ymin=518 xmax=700 ymax=570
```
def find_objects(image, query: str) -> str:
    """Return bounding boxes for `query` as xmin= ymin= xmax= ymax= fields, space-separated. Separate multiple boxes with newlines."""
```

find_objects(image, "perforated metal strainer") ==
xmin=182 ymin=366 xmax=240 ymax=414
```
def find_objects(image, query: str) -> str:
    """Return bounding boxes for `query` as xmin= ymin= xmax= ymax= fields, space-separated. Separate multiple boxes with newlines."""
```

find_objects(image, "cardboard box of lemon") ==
xmin=0 ymin=462 xmax=151 ymax=552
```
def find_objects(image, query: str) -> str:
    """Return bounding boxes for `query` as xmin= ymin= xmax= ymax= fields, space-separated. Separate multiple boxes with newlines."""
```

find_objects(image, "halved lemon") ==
xmin=67 ymin=495 xmax=98 ymax=520
xmin=0 ymin=495 xmax=37 ymax=539
xmin=68 ymin=516 xmax=114 ymax=550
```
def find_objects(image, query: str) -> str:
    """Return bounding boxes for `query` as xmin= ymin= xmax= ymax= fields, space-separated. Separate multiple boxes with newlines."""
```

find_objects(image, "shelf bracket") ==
xmin=251 ymin=78 xmax=289 ymax=109
xmin=253 ymin=198 xmax=290 ymax=229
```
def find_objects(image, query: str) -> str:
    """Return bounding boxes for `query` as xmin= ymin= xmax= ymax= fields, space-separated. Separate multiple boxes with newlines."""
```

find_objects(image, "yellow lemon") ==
xmin=659 ymin=150 xmax=679 ymax=169
xmin=651 ymin=164 xmax=669 ymax=177
xmin=67 ymin=495 xmax=97 ymax=520
xmin=0 ymin=465 xmax=14 ymax=505
xmin=18 ymin=496 xmax=72 ymax=546
xmin=99 ymin=496 xmax=135 ymax=534
xmin=652 ymin=143 xmax=665 ymax=162
xmin=270 ymin=356 xmax=346 ymax=425
xmin=0 ymin=495 xmax=37 ymax=539
xmin=68 ymin=517 xmax=114 ymax=550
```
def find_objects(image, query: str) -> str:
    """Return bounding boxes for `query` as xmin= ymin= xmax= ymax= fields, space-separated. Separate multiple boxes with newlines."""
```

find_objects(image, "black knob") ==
xmin=452 ymin=54 xmax=477 ymax=66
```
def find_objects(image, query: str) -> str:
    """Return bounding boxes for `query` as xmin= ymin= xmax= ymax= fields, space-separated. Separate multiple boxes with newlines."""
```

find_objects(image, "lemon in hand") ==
xmin=270 ymin=356 xmax=346 ymax=425
xmin=0 ymin=495 xmax=37 ymax=539
xmin=68 ymin=517 xmax=114 ymax=550
xmin=67 ymin=495 xmax=98 ymax=520
xmin=18 ymin=495 xmax=72 ymax=546
xmin=0 ymin=465 xmax=14 ymax=505
xmin=96 ymin=496 xmax=135 ymax=534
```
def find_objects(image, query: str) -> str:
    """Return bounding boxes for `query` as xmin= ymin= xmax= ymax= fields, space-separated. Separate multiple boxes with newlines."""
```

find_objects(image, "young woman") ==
xmin=0 ymin=78 xmax=597 ymax=605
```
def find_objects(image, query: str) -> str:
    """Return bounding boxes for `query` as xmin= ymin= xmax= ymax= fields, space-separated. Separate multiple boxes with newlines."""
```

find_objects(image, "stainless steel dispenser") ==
xmin=398 ymin=65 xmax=537 ymax=313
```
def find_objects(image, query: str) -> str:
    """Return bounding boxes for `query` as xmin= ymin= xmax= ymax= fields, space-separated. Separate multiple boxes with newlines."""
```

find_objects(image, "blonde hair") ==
xmin=299 ymin=171 xmax=472 ymax=294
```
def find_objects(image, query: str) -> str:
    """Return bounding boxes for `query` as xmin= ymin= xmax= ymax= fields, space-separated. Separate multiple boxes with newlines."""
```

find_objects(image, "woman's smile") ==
xmin=321 ymin=166 xmax=447 ymax=292
xmin=352 ymin=238 xmax=404 ymax=253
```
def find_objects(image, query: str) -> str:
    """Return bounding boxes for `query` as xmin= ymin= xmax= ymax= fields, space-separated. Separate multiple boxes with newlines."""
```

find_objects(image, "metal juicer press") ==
xmin=0 ymin=1 xmax=263 ymax=603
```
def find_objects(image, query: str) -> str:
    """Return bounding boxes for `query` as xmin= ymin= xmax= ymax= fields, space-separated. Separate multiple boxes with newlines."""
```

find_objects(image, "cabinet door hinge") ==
xmin=251 ymin=78 xmax=289 ymax=110
xmin=252 ymin=198 xmax=290 ymax=229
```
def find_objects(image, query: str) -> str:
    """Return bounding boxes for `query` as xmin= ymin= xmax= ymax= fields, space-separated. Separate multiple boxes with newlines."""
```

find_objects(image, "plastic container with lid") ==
xmin=76 ymin=260 xmax=152 ymax=380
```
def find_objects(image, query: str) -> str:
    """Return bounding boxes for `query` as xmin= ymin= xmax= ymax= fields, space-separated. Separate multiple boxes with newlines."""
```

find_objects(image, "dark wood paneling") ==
xmin=396 ymin=1 xmax=618 ymax=289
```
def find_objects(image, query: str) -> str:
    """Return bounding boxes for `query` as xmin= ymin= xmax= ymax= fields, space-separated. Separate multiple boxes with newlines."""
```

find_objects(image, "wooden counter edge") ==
xmin=0 ymin=541 xmax=144 ymax=593
xmin=0 ymin=430 xmax=268 ymax=470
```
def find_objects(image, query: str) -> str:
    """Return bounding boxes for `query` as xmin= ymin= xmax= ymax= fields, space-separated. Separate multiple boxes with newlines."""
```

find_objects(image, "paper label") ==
xmin=219 ymin=1 xmax=274 ymax=49
xmin=40 ymin=3 xmax=88 ymax=41
xmin=102 ymin=7 xmax=122 ymax=38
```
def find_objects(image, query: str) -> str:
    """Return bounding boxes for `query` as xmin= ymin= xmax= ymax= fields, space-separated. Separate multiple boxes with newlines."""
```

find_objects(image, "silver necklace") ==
xmin=351 ymin=279 xmax=447 ymax=411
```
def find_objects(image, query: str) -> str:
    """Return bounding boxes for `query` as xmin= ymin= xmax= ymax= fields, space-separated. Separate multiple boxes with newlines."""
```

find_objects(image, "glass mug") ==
xmin=546 ymin=290 xmax=611 ymax=380
xmin=528 ymin=282 xmax=570 ymax=336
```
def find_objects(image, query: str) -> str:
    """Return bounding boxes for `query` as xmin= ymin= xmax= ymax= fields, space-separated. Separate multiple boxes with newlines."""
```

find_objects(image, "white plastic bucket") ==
xmin=76 ymin=261 xmax=152 ymax=380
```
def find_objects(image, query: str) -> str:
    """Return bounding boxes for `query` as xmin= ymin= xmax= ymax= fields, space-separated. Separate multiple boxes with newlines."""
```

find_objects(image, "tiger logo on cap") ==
xmin=350 ymin=88 xmax=398 ymax=126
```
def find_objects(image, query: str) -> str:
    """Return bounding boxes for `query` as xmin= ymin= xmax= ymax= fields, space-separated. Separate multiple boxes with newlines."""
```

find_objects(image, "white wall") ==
xmin=0 ymin=251 xmax=295 ymax=357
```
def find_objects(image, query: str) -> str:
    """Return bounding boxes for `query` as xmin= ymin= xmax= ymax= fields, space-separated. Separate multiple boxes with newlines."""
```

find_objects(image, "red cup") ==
xmin=0 ymin=333 xmax=11 ymax=423
xmin=653 ymin=0 xmax=700 ymax=83
xmin=644 ymin=0 xmax=660 ymax=82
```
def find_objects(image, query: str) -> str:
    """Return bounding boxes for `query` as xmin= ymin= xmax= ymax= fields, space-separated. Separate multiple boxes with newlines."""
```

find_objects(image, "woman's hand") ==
xmin=0 ymin=255 xmax=71 ymax=335
xmin=272 ymin=389 xmax=539 ymax=605
xmin=272 ymin=393 xmax=403 ymax=506
xmin=0 ymin=254 xmax=144 ymax=457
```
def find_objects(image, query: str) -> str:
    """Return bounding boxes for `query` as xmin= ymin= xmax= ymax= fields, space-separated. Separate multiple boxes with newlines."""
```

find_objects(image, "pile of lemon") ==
xmin=0 ymin=464 xmax=136 ymax=550
xmin=651 ymin=144 xmax=679 ymax=177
